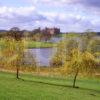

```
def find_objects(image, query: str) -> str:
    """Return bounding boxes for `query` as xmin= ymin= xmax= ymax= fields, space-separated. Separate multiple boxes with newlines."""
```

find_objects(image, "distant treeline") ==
xmin=0 ymin=27 xmax=61 ymax=41
xmin=0 ymin=27 xmax=100 ymax=41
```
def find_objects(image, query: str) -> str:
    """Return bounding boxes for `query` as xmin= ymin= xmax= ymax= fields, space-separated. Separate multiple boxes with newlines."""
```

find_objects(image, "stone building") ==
xmin=42 ymin=27 xmax=60 ymax=35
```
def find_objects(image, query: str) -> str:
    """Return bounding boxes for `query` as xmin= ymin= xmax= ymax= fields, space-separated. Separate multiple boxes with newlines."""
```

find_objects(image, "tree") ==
xmin=81 ymin=30 xmax=96 ymax=52
xmin=0 ymin=37 xmax=25 ymax=79
xmin=10 ymin=27 xmax=24 ymax=79
xmin=8 ymin=27 xmax=22 ymax=40
xmin=68 ymin=49 xmax=97 ymax=88
xmin=51 ymin=35 xmax=98 ymax=88
xmin=15 ymin=40 xmax=25 ymax=79
xmin=87 ymin=39 xmax=100 ymax=53
xmin=50 ymin=37 xmax=79 ymax=66
xmin=83 ymin=29 xmax=96 ymax=39
xmin=50 ymin=52 xmax=63 ymax=67
xmin=50 ymin=32 xmax=98 ymax=88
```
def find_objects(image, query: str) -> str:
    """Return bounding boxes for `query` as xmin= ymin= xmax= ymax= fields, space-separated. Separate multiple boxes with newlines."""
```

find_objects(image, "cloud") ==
xmin=0 ymin=0 xmax=100 ymax=32
xmin=0 ymin=6 xmax=35 ymax=16
xmin=0 ymin=6 xmax=47 ymax=29
xmin=0 ymin=5 xmax=99 ymax=32
xmin=35 ymin=11 xmax=95 ymax=32
xmin=25 ymin=0 xmax=100 ymax=17
xmin=25 ymin=0 xmax=100 ymax=15
xmin=74 ymin=0 xmax=100 ymax=8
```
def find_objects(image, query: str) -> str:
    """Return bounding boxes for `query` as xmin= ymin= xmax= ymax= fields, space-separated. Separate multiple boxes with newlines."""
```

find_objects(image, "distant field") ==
xmin=0 ymin=71 xmax=100 ymax=100
xmin=0 ymin=39 xmax=57 ymax=48
xmin=27 ymin=34 xmax=80 ymax=48
xmin=0 ymin=35 xmax=99 ymax=49
xmin=57 ymin=33 xmax=80 ymax=38
xmin=27 ymin=41 xmax=57 ymax=48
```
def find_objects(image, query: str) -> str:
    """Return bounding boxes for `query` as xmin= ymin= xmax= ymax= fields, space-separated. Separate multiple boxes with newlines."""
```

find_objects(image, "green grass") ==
xmin=27 ymin=41 xmax=57 ymax=48
xmin=0 ymin=71 xmax=100 ymax=100
xmin=0 ymin=39 xmax=57 ymax=48
xmin=57 ymin=33 xmax=80 ymax=38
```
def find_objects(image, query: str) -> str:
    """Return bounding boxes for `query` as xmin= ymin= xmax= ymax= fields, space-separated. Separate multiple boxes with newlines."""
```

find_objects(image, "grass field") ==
xmin=0 ymin=39 xmax=57 ymax=48
xmin=27 ymin=41 xmax=57 ymax=48
xmin=0 ymin=71 xmax=100 ymax=100
xmin=57 ymin=33 xmax=80 ymax=38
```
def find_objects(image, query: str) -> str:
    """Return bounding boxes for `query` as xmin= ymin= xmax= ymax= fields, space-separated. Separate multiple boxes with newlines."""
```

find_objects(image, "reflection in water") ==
xmin=28 ymin=48 xmax=56 ymax=66
xmin=28 ymin=37 xmax=61 ymax=66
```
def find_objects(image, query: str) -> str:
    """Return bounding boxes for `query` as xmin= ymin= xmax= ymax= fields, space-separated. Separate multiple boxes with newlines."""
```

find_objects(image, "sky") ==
xmin=0 ymin=0 xmax=100 ymax=32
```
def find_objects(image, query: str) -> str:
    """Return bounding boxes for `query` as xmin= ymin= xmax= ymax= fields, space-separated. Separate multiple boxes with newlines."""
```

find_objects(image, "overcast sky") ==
xmin=0 ymin=0 xmax=100 ymax=32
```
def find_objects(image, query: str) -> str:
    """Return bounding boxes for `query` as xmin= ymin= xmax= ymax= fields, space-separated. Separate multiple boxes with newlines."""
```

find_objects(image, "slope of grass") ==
xmin=0 ymin=71 xmax=100 ymax=100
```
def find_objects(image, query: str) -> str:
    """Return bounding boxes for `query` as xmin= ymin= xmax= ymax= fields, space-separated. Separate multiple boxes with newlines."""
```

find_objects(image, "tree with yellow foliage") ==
xmin=68 ymin=49 xmax=97 ymax=88
xmin=0 ymin=37 xmax=25 ymax=79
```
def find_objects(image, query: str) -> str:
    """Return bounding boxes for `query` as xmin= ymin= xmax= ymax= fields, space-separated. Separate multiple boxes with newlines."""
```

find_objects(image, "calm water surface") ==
xmin=28 ymin=48 xmax=56 ymax=66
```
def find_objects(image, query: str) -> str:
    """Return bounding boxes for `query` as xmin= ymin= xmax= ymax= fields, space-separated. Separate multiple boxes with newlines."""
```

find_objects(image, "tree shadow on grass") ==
xmin=78 ymin=87 xmax=100 ymax=94
xmin=19 ymin=78 xmax=71 ymax=88
xmin=19 ymin=77 xmax=100 ymax=94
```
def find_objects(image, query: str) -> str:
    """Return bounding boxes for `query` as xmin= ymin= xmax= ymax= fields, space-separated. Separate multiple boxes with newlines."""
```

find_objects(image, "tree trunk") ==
xmin=73 ymin=69 xmax=79 ymax=88
xmin=16 ymin=66 xmax=19 ymax=79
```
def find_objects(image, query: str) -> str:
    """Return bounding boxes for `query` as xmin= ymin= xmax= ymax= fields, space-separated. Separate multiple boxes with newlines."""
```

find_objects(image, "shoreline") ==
xmin=28 ymin=46 xmax=56 ymax=49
